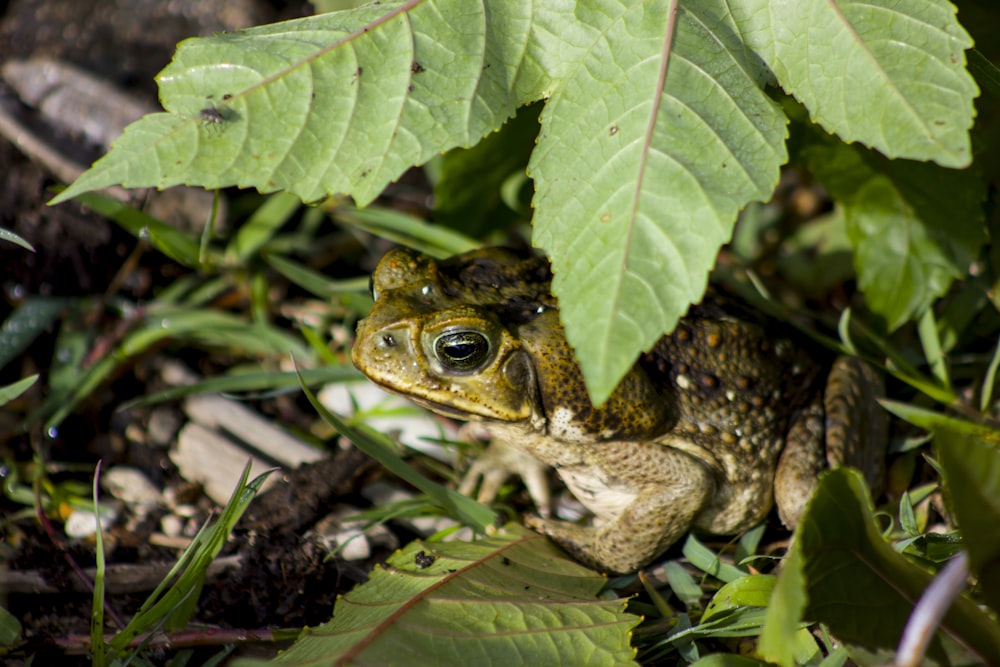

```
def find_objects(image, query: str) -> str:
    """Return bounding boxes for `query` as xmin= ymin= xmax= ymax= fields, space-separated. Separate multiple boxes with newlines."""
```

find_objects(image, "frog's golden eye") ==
xmin=433 ymin=330 xmax=491 ymax=372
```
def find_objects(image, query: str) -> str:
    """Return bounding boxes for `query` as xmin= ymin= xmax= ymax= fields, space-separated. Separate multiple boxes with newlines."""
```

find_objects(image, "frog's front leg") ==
xmin=458 ymin=439 xmax=553 ymax=516
xmin=526 ymin=450 xmax=715 ymax=574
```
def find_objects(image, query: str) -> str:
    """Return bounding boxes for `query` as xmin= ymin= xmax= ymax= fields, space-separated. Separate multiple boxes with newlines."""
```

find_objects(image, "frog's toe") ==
xmin=457 ymin=441 xmax=552 ymax=514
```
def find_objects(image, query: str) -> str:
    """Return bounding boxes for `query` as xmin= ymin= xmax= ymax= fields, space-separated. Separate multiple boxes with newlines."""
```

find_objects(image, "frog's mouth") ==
xmin=404 ymin=393 xmax=487 ymax=422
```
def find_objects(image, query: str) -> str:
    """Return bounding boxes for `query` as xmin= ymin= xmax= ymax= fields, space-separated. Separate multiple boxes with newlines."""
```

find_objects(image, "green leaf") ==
xmin=0 ymin=606 xmax=23 ymax=648
xmin=758 ymin=536 xmax=807 ymax=667
xmin=763 ymin=467 xmax=1000 ymax=666
xmin=689 ymin=656 xmax=770 ymax=667
xmin=531 ymin=0 xmax=787 ymax=402
xmin=47 ymin=0 xmax=982 ymax=403
xmin=234 ymin=524 xmax=639 ymax=667
xmin=880 ymin=402 xmax=1000 ymax=614
xmin=433 ymin=103 xmax=540 ymax=236
xmin=50 ymin=1 xmax=546 ymax=206
xmin=804 ymin=141 xmax=985 ymax=330
xmin=0 ymin=375 xmax=38 ymax=406
xmin=0 ymin=297 xmax=69 ymax=371
xmin=0 ymin=227 xmax=34 ymax=252
xmin=703 ymin=575 xmax=775 ymax=622
xmin=939 ymin=427 xmax=1000 ymax=614
xmin=733 ymin=0 xmax=978 ymax=167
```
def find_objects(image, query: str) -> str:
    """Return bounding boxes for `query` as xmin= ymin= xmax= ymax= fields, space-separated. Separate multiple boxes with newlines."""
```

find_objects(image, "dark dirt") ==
xmin=0 ymin=1 xmax=394 ymax=664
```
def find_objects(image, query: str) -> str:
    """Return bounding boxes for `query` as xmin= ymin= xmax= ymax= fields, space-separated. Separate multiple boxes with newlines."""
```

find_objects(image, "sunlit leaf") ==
xmin=531 ymin=0 xmax=787 ymax=401
xmin=733 ymin=0 xmax=977 ymax=167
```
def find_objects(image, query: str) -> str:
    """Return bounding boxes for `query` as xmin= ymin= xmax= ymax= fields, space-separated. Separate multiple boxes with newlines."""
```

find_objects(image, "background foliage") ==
xmin=3 ymin=0 xmax=997 ymax=664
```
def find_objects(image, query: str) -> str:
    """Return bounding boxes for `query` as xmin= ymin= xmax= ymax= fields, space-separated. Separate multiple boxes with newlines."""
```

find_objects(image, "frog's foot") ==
xmin=526 ymin=513 xmax=684 ymax=575
xmin=457 ymin=441 xmax=552 ymax=516
xmin=526 ymin=479 xmax=710 ymax=574
xmin=774 ymin=399 xmax=826 ymax=529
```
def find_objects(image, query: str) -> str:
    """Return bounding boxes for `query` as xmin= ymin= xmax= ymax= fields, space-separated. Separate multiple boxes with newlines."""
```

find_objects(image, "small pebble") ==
xmin=64 ymin=504 xmax=119 ymax=539
xmin=160 ymin=514 xmax=184 ymax=538
xmin=102 ymin=466 xmax=162 ymax=508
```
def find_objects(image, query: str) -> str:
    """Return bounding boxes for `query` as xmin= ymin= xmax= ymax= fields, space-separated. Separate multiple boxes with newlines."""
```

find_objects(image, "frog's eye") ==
xmin=433 ymin=330 xmax=491 ymax=372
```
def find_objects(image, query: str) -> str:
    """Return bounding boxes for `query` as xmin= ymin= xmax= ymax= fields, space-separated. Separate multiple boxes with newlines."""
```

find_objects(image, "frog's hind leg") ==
xmin=774 ymin=398 xmax=827 ymax=528
xmin=774 ymin=357 xmax=888 ymax=529
xmin=526 ymin=449 xmax=715 ymax=573
xmin=823 ymin=356 xmax=888 ymax=493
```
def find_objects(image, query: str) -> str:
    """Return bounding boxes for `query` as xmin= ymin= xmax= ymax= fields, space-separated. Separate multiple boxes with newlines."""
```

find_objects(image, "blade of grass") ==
xmin=91 ymin=461 xmax=107 ymax=667
xmin=969 ymin=49 xmax=1000 ymax=98
xmin=227 ymin=191 xmax=301 ymax=263
xmin=199 ymin=189 xmax=223 ymax=265
xmin=662 ymin=560 xmax=703 ymax=610
xmin=0 ymin=226 xmax=35 ymax=252
xmin=109 ymin=461 xmax=272 ymax=653
xmin=300 ymin=325 xmax=341 ymax=365
xmin=840 ymin=310 xmax=956 ymax=405
xmin=0 ymin=374 xmax=38 ymax=405
xmin=76 ymin=193 xmax=205 ymax=268
xmin=980 ymin=336 xmax=1000 ymax=413
xmin=0 ymin=296 xmax=69 ymax=370
xmin=334 ymin=205 xmax=478 ymax=258
xmin=122 ymin=366 xmax=362 ymax=409
xmin=118 ymin=306 xmax=313 ymax=359
xmin=683 ymin=534 xmax=747 ymax=583
xmin=917 ymin=309 xmax=950 ymax=391
xmin=264 ymin=252 xmax=371 ymax=302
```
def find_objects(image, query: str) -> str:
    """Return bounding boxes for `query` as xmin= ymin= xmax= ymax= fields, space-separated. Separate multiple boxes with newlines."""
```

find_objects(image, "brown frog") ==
xmin=351 ymin=247 xmax=887 ymax=573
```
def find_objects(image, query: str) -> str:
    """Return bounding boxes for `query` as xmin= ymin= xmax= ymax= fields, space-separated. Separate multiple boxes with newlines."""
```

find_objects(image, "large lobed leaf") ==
xmin=529 ymin=0 xmax=787 ymax=399
xmin=51 ymin=0 xmax=548 ymax=206
xmin=732 ymin=0 xmax=977 ymax=167
xmin=233 ymin=525 xmax=640 ymax=667
xmin=50 ymin=0 xmax=980 ymax=402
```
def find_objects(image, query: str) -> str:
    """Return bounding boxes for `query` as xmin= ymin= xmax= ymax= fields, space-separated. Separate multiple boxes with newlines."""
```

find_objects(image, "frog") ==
xmin=351 ymin=246 xmax=887 ymax=573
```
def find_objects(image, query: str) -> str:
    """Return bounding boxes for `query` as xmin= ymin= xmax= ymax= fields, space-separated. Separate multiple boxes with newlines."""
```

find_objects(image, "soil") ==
xmin=0 ymin=2 xmax=399 ymax=664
